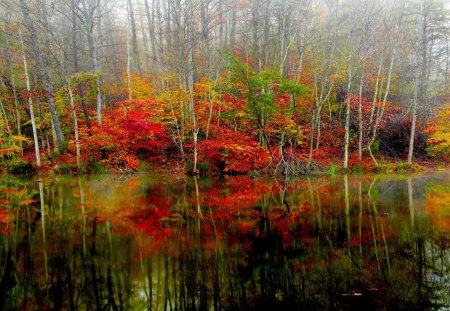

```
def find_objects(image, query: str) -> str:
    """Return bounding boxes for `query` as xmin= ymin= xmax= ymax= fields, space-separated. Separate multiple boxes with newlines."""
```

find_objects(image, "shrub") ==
xmin=7 ymin=160 xmax=35 ymax=175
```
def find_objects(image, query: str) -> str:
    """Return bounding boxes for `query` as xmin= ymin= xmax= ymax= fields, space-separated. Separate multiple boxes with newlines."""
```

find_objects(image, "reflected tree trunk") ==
xmin=408 ymin=176 xmax=415 ymax=228
xmin=39 ymin=180 xmax=48 ymax=282
xmin=344 ymin=175 xmax=350 ymax=242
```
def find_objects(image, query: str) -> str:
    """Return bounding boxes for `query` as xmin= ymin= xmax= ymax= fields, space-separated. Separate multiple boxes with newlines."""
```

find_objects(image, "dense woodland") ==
xmin=0 ymin=0 xmax=449 ymax=175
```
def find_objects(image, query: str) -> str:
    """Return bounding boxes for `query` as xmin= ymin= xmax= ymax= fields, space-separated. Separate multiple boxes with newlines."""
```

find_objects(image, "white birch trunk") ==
xmin=19 ymin=29 xmax=41 ymax=167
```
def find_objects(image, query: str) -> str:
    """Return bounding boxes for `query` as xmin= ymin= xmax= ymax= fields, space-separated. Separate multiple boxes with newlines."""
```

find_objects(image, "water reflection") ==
xmin=0 ymin=172 xmax=449 ymax=310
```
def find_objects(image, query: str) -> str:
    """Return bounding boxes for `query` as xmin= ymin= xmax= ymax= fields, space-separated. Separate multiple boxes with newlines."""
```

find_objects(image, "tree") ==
xmin=226 ymin=57 xmax=279 ymax=163
xmin=19 ymin=29 xmax=41 ymax=166
xmin=19 ymin=0 xmax=65 ymax=151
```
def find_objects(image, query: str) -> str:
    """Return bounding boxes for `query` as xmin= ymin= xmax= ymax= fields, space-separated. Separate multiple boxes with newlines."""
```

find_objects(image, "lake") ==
xmin=0 ymin=171 xmax=449 ymax=310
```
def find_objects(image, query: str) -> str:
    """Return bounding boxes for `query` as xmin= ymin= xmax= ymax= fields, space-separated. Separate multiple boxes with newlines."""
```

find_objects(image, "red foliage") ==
xmin=80 ymin=99 xmax=171 ymax=170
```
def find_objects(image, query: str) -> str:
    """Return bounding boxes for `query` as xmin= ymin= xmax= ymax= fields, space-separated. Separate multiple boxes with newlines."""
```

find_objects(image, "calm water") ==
xmin=0 ymin=172 xmax=449 ymax=310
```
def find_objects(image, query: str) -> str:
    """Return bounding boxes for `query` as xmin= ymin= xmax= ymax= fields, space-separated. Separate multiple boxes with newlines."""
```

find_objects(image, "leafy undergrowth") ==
xmin=3 ymin=69 xmax=446 ymax=176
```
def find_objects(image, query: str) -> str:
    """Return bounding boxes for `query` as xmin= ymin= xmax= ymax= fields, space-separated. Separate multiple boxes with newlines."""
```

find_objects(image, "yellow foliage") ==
xmin=426 ymin=103 xmax=450 ymax=159
xmin=12 ymin=135 xmax=31 ymax=142
xmin=425 ymin=182 xmax=450 ymax=233
xmin=126 ymin=74 xmax=155 ymax=99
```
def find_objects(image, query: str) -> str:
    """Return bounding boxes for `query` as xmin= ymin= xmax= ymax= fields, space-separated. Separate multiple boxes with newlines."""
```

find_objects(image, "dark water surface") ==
xmin=0 ymin=172 xmax=449 ymax=310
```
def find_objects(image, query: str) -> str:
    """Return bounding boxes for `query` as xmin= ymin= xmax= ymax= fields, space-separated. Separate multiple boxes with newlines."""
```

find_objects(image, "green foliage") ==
xmin=87 ymin=161 xmax=107 ymax=174
xmin=225 ymin=55 xmax=279 ymax=124
xmin=54 ymin=163 xmax=78 ymax=174
xmin=372 ymin=162 xmax=422 ymax=174
xmin=372 ymin=163 xmax=394 ymax=173
xmin=199 ymin=161 xmax=210 ymax=173
xmin=69 ymin=71 xmax=102 ymax=85
xmin=372 ymin=139 xmax=380 ymax=154
xmin=278 ymin=79 xmax=307 ymax=98
xmin=327 ymin=164 xmax=338 ymax=177
xmin=395 ymin=162 xmax=421 ymax=173
xmin=137 ymin=162 xmax=153 ymax=172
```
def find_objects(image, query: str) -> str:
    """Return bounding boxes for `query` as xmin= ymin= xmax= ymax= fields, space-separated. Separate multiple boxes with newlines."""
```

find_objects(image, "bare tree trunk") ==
xmin=307 ymin=74 xmax=333 ymax=167
xmin=67 ymin=79 xmax=81 ymax=167
xmin=127 ymin=0 xmax=142 ymax=75
xmin=263 ymin=0 xmax=270 ymax=69
xmin=205 ymin=86 xmax=216 ymax=140
xmin=343 ymin=68 xmax=352 ymax=169
xmin=0 ymin=98 xmax=12 ymax=137
xmin=408 ymin=0 xmax=427 ymax=164
xmin=251 ymin=0 xmax=259 ymax=72
xmin=83 ymin=0 xmax=103 ymax=125
xmin=71 ymin=0 xmax=91 ymax=129
xmin=127 ymin=0 xmax=133 ymax=101
xmin=19 ymin=29 xmax=40 ymax=167
xmin=4 ymin=33 xmax=22 ymax=154
xmin=408 ymin=100 xmax=417 ymax=164
xmin=200 ymin=0 xmax=211 ymax=76
xmin=71 ymin=0 xmax=79 ymax=73
xmin=144 ymin=0 xmax=158 ymax=77
xmin=368 ymin=50 xmax=395 ymax=164
xmin=157 ymin=0 xmax=165 ymax=91
xmin=57 ymin=44 xmax=82 ymax=166
xmin=96 ymin=8 xmax=104 ymax=124
xmin=358 ymin=68 xmax=364 ymax=162
xmin=19 ymin=0 xmax=64 ymax=150
xmin=187 ymin=0 xmax=198 ymax=174
xmin=137 ymin=1 xmax=150 ymax=72
xmin=165 ymin=0 xmax=171 ymax=52
xmin=369 ymin=55 xmax=383 ymax=124
xmin=229 ymin=8 xmax=237 ymax=47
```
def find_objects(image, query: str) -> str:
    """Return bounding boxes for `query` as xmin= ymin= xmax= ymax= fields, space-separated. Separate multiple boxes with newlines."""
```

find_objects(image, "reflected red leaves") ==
xmin=0 ymin=209 xmax=11 ymax=235
xmin=1 ymin=189 xmax=25 ymax=194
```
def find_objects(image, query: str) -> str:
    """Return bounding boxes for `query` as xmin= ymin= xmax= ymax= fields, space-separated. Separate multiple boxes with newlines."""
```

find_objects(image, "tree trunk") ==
xmin=144 ymin=0 xmax=158 ymax=77
xmin=127 ymin=0 xmax=142 ymax=75
xmin=84 ymin=1 xmax=103 ymax=126
xmin=187 ymin=0 xmax=198 ymax=174
xmin=358 ymin=68 xmax=364 ymax=162
xmin=368 ymin=50 xmax=395 ymax=164
xmin=71 ymin=0 xmax=91 ymax=129
xmin=0 ymin=98 xmax=11 ymax=137
xmin=5 ymin=34 xmax=22 ymax=154
xmin=67 ymin=79 xmax=81 ymax=167
xmin=127 ymin=1 xmax=133 ymax=101
xmin=408 ymin=0 xmax=427 ymax=164
xmin=407 ymin=99 xmax=417 ymax=164
xmin=137 ymin=1 xmax=150 ymax=72
xmin=200 ymin=0 xmax=211 ymax=76
xmin=19 ymin=29 xmax=40 ymax=167
xmin=71 ymin=0 xmax=79 ymax=73
xmin=230 ymin=9 xmax=237 ymax=47
xmin=252 ymin=0 xmax=259 ymax=72
xmin=19 ymin=0 xmax=64 ymax=150
xmin=343 ymin=67 xmax=352 ymax=169
xmin=157 ymin=0 xmax=165 ymax=91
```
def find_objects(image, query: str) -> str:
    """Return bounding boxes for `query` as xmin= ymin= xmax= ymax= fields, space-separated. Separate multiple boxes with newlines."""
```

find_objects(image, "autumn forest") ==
xmin=0 ymin=0 xmax=450 ymax=310
xmin=0 ymin=0 xmax=448 ymax=175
